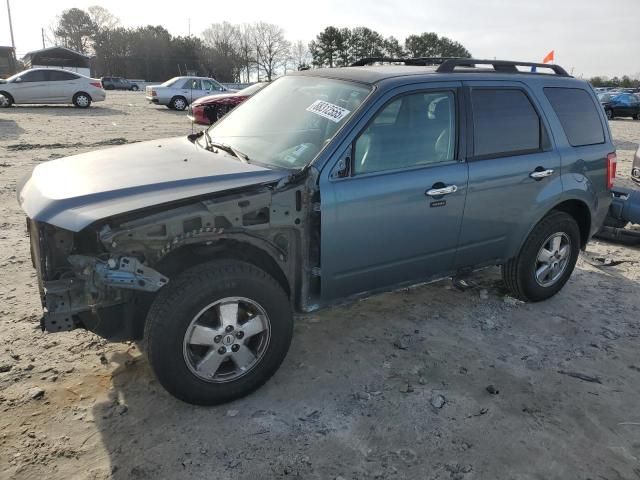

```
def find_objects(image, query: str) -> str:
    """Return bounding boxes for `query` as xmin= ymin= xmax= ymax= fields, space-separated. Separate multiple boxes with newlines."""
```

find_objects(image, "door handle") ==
xmin=426 ymin=185 xmax=458 ymax=196
xmin=530 ymin=168 xmax=554 ymax=179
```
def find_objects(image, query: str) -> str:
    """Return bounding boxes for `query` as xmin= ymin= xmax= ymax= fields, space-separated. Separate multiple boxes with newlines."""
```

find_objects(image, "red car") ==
xmin=188 ymin=82 xmax=268 ymax=125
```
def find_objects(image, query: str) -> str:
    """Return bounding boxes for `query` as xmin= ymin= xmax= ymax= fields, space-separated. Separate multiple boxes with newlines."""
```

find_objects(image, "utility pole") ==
xmin=41 ymin=28 xmax=45 ymax=49
xmin=6 ymin=0 xmax=16 ymax=48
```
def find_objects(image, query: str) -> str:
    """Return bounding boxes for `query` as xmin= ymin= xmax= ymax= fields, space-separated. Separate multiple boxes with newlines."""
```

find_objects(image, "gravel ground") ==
xmin=0 ymin=92 xmax=639 ymax=480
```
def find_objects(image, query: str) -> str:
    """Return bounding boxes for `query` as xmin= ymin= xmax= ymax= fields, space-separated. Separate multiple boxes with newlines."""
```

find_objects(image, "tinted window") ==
xmin=19 ymin=70 xmax=48 ymax=82
xmin=544 ymin=87 xmax=604 ymax=147
xmin=181 ymin=79 xmax=200 ymax=89
xmin=49 ymin=70 xmax=78 ymax=81
xmin=353 ymin=91 xmax=456 ymax=175
xmin=471 ymin=89 xmax=541 ymax=157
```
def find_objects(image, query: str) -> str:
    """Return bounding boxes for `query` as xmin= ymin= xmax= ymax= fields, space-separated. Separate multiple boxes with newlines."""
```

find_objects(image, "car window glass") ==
xmin=182 ymin=79 xmax=200 ymax=89
xmin=471 ymin=89 xmax=541 ymax=158
xmin=353 ymin=91 xmax=456 ymax=175
xmin=49 ymin=70 xmax=78 ymax=81
xmin=202 ymin=80 xmax=216 ymax=90
xmin=544 ymin=87 xmax=605 ymax=147
xmin=19 ymin=70 xmax=48 ymax=82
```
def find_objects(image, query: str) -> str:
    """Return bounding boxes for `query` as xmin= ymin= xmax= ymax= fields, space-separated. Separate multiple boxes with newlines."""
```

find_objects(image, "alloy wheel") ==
xmin=183 ymin=297 xmax=271 ymax=383
xmin=534 ymin=232 xmax=571 ymax=287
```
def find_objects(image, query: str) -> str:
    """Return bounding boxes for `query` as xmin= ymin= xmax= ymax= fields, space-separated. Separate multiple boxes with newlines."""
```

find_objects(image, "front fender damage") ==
xmin=41 ymin=255 xmax=168 ymax=333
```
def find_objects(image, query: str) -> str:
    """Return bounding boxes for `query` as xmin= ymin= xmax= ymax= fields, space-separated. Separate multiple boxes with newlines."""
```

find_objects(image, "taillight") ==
xmin=607 ymin=152 xmax=617 ymax=189
xmin=151 ymin=90 xmax=157 ymax=97
xmin=90 ymin=82 xmax=102 ymax=88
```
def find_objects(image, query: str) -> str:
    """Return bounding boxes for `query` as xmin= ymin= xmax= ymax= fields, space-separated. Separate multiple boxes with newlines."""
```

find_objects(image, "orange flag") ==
xmin=543 ymin=50 xmax=555 ymax=64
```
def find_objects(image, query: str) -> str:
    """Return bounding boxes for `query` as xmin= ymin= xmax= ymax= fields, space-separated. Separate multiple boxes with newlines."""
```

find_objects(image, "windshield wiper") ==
xmin=204 ymin=134 xmax=250 ymax=164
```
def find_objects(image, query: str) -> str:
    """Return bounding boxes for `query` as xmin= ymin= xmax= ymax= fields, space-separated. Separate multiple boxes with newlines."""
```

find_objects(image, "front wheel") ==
xmin=502 ymin=211 xmax=580 ymax=302
xmin=131 ymin=85 xmax=139 ymax=91
xmin=144 ymin=260 xmax=293 ymax=405
xmin=605 ymin=109 xmax=613 ymax=120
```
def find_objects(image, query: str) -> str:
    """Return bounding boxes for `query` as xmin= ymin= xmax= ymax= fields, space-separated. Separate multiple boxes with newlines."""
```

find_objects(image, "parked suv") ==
xmin=18 ymin=59 xmax=615 ymax=405
xmin=101 ymin=76 xmax=139 ymax=91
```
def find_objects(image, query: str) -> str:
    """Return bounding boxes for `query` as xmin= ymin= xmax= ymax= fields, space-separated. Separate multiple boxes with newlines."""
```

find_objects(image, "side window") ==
xmin=181 ymin=79 xmax=200 ymax=89
xmin=19 ymin=70 xmax=48 ymax=82
xmin=544 ymin=87 xmax=605 ymax=147
xmin=471 ymin=89 xmax=541 ymax=158
xmin=49 ymin=71 xmax=78 ymax=81
xmin=353 ymin=91 xmax=456 ymax=175
xmin=202 ymin=80 xmax=218 ymax=91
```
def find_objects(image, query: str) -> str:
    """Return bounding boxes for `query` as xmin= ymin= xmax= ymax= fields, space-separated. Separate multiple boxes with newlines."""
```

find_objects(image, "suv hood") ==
xmin=18 ymin=136 xmax=286 ymax=232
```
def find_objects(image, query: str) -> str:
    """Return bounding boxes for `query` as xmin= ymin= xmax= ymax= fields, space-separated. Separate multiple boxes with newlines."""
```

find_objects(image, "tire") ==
xmin=144 ymin=260 xmax=293 ymax=405
xmin=131 ymin=85 xmax=139 ymax=91
xmin=170 ymin=96 xmax=188 ymax=111
xmin=0 ymin=92 xmax=14 ymax=107
xmin=73 ymin=92 xmax=92 ymax=108
xmin=605 ymin=109 xmax=613 ymax=120
xmin=635 ymin=111 xmax=640 ymax=121
xmin=502 ymin=211 xmax=581 ymax=302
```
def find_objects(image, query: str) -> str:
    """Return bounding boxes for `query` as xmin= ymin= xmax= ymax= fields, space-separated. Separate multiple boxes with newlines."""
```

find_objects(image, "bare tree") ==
xmin=237 ymin=24 xmax=256 ymax=83
xmin=254 ymin=22 xmax=290 ymax=81
xmin=88 ymin=6 xmax=120 ymax=31
xmin=291 ymin=40 xmax=310 ymax=70
xmin=202 ymin=22 xmax=242 ymax=81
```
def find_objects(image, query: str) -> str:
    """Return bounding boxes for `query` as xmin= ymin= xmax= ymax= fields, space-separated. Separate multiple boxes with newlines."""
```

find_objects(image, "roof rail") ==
xmin=350 ymin=57 xmax=457 ymax=67
xmin=350 ymin=57 xmax=571 ymax=77
xmin=436 ymin=59 xmax=570 ymax=76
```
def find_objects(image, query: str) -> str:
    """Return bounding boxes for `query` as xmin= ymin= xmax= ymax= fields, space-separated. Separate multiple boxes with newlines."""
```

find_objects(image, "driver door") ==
xmin=319 ymin=83 xmax=468 ymax=300
xmin=11 ymin=70 xmax=50 ymax=103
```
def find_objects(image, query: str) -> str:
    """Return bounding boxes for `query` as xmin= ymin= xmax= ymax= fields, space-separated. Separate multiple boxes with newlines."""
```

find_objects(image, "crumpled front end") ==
xmin=27 ymin=219 xmax=168 ymax=335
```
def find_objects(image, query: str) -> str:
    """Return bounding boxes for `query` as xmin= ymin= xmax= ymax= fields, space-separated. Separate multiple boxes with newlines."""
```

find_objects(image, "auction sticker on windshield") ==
xmin=306 ymin=100 xmax=351 ymax=123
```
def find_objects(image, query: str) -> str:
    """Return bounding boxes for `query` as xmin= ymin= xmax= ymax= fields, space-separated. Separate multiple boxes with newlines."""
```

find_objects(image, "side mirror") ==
xmin=14 ymin=77 xmax=22 ymax=83
xmin=330 ymin=148 xmax=351 ymax=179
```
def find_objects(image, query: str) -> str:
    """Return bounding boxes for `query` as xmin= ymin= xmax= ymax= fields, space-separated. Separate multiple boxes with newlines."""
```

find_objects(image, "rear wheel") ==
xmin=170 ymin=96 xmax=188 ymax=111
xmin=144 ymin=260 xmax=293 ymax=405
xmin=635 ymin=110 xmax=640 ymax=120
xmin=73 ymin=92 xmax=92 ymax=108
xmin=131 ymin=85 xmax=139 ymax=91
xmin=605 ymin=109 xmax=614 ymax=120
xmin=502 ymin=211 xmax=580 ymax=302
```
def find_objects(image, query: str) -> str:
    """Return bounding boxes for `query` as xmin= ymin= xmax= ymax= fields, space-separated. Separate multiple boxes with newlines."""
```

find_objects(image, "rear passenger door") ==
xmin=47 ymin=70 xmax=79 ymax=102
xmin=455 ymin=81 xmax=562 ymax=268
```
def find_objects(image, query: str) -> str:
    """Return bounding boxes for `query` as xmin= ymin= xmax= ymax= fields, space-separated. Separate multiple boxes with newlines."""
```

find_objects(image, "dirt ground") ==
xmin=0 ymin=92 xmax=639 ymax=480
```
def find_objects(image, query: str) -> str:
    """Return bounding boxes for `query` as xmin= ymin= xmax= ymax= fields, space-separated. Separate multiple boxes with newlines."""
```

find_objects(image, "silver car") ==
xmin=145 ymin=76 xmax=232 ymax=111
xmin=0 ymin=68 xmax=106 ymax=108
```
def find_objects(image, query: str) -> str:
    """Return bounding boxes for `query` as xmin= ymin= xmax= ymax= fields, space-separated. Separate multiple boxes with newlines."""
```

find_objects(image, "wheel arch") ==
xmin=130 ymin=238 xmax=292 ymax=340
xmin=0 ymin=90 xmax=15 ymax=103
xmin=551 ymin=199 xmax=591 ymax=249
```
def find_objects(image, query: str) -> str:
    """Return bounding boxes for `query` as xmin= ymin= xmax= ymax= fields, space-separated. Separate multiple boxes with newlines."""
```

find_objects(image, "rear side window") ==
xmin=471 ymin=89 xmax=541 ymax=158
xmin=49 ymin=71 xmax=79 ymax=81
xmin=544 ymin=87 xmax=604 ymax=147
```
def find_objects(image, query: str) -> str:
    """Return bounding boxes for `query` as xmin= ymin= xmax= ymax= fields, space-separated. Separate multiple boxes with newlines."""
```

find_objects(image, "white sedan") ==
xmin=0 ymin=68 xmax=106 ymax=108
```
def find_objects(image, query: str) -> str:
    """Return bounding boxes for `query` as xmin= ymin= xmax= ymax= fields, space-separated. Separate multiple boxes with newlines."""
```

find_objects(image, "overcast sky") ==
xmin=1 ymin=0 xmax=638 ymax=78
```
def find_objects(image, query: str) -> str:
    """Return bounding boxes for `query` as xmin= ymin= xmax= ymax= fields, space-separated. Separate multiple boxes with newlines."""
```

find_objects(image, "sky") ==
xmin=1 ymin=0 xmax=638 ymax=79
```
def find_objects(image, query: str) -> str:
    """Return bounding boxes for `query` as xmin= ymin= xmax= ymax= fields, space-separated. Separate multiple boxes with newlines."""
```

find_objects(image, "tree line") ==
xmin=49 ymin=6 xmax=471 ymax=82
xmin=588 ymin=75 xmax=640 ymax=89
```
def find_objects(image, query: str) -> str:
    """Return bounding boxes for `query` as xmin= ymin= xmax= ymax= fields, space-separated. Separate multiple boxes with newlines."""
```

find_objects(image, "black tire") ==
xmin=131 ymin=85 xmax=139 ymax=91
xmin=605 ymin=109 xmax=613 ymax=120
xmin=73 ymin=92 xmax=92 ymax=108
xmin=635 ymin=111 xmax=640 ymax=120
xmin=144 ymin=260 xmax=293 ymax=405
xmin=170 ymin=96 xmax=188 ymax=111
xmin=0 ymin=92 xmax=14 ymax=107
xmin=502 ymin=211 xmax=581 ymax=302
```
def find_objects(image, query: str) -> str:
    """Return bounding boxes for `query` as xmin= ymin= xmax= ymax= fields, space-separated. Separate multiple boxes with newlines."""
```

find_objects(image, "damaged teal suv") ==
xmin=18 ymin=58 xmax=615 ymax=405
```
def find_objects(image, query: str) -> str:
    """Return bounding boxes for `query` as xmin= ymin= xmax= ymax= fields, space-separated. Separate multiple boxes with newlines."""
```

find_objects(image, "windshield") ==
xmin=238 ymin=82 xmax=268 ymax=96
xmin=203 ymin=75 xmax=371 ymax=169
xmin=161 ymin=77 xmax=180 ymax=87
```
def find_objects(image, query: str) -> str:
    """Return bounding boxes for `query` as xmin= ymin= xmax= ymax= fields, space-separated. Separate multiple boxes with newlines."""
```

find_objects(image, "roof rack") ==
xmin=436 ymin=58 xmax=570 ymax=76
xmin=351 ymin=57 xmax=453 ymax=67
xmin=350 ymin=57 xmax=570 ymax=76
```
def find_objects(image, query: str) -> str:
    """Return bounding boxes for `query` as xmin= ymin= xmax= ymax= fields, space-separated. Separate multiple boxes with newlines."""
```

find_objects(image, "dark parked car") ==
xmin=101 ymin=76 xmax=140 ymax=91
xmin=18 ymin=58 xmax=614 ymax=405
xmin=188 ymin=82 xmax=268 ymax=125
xmin=598 ymin=92 xmax=640 ymax=120
xmin=633 ymin=145 xmax=640 ymax=184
